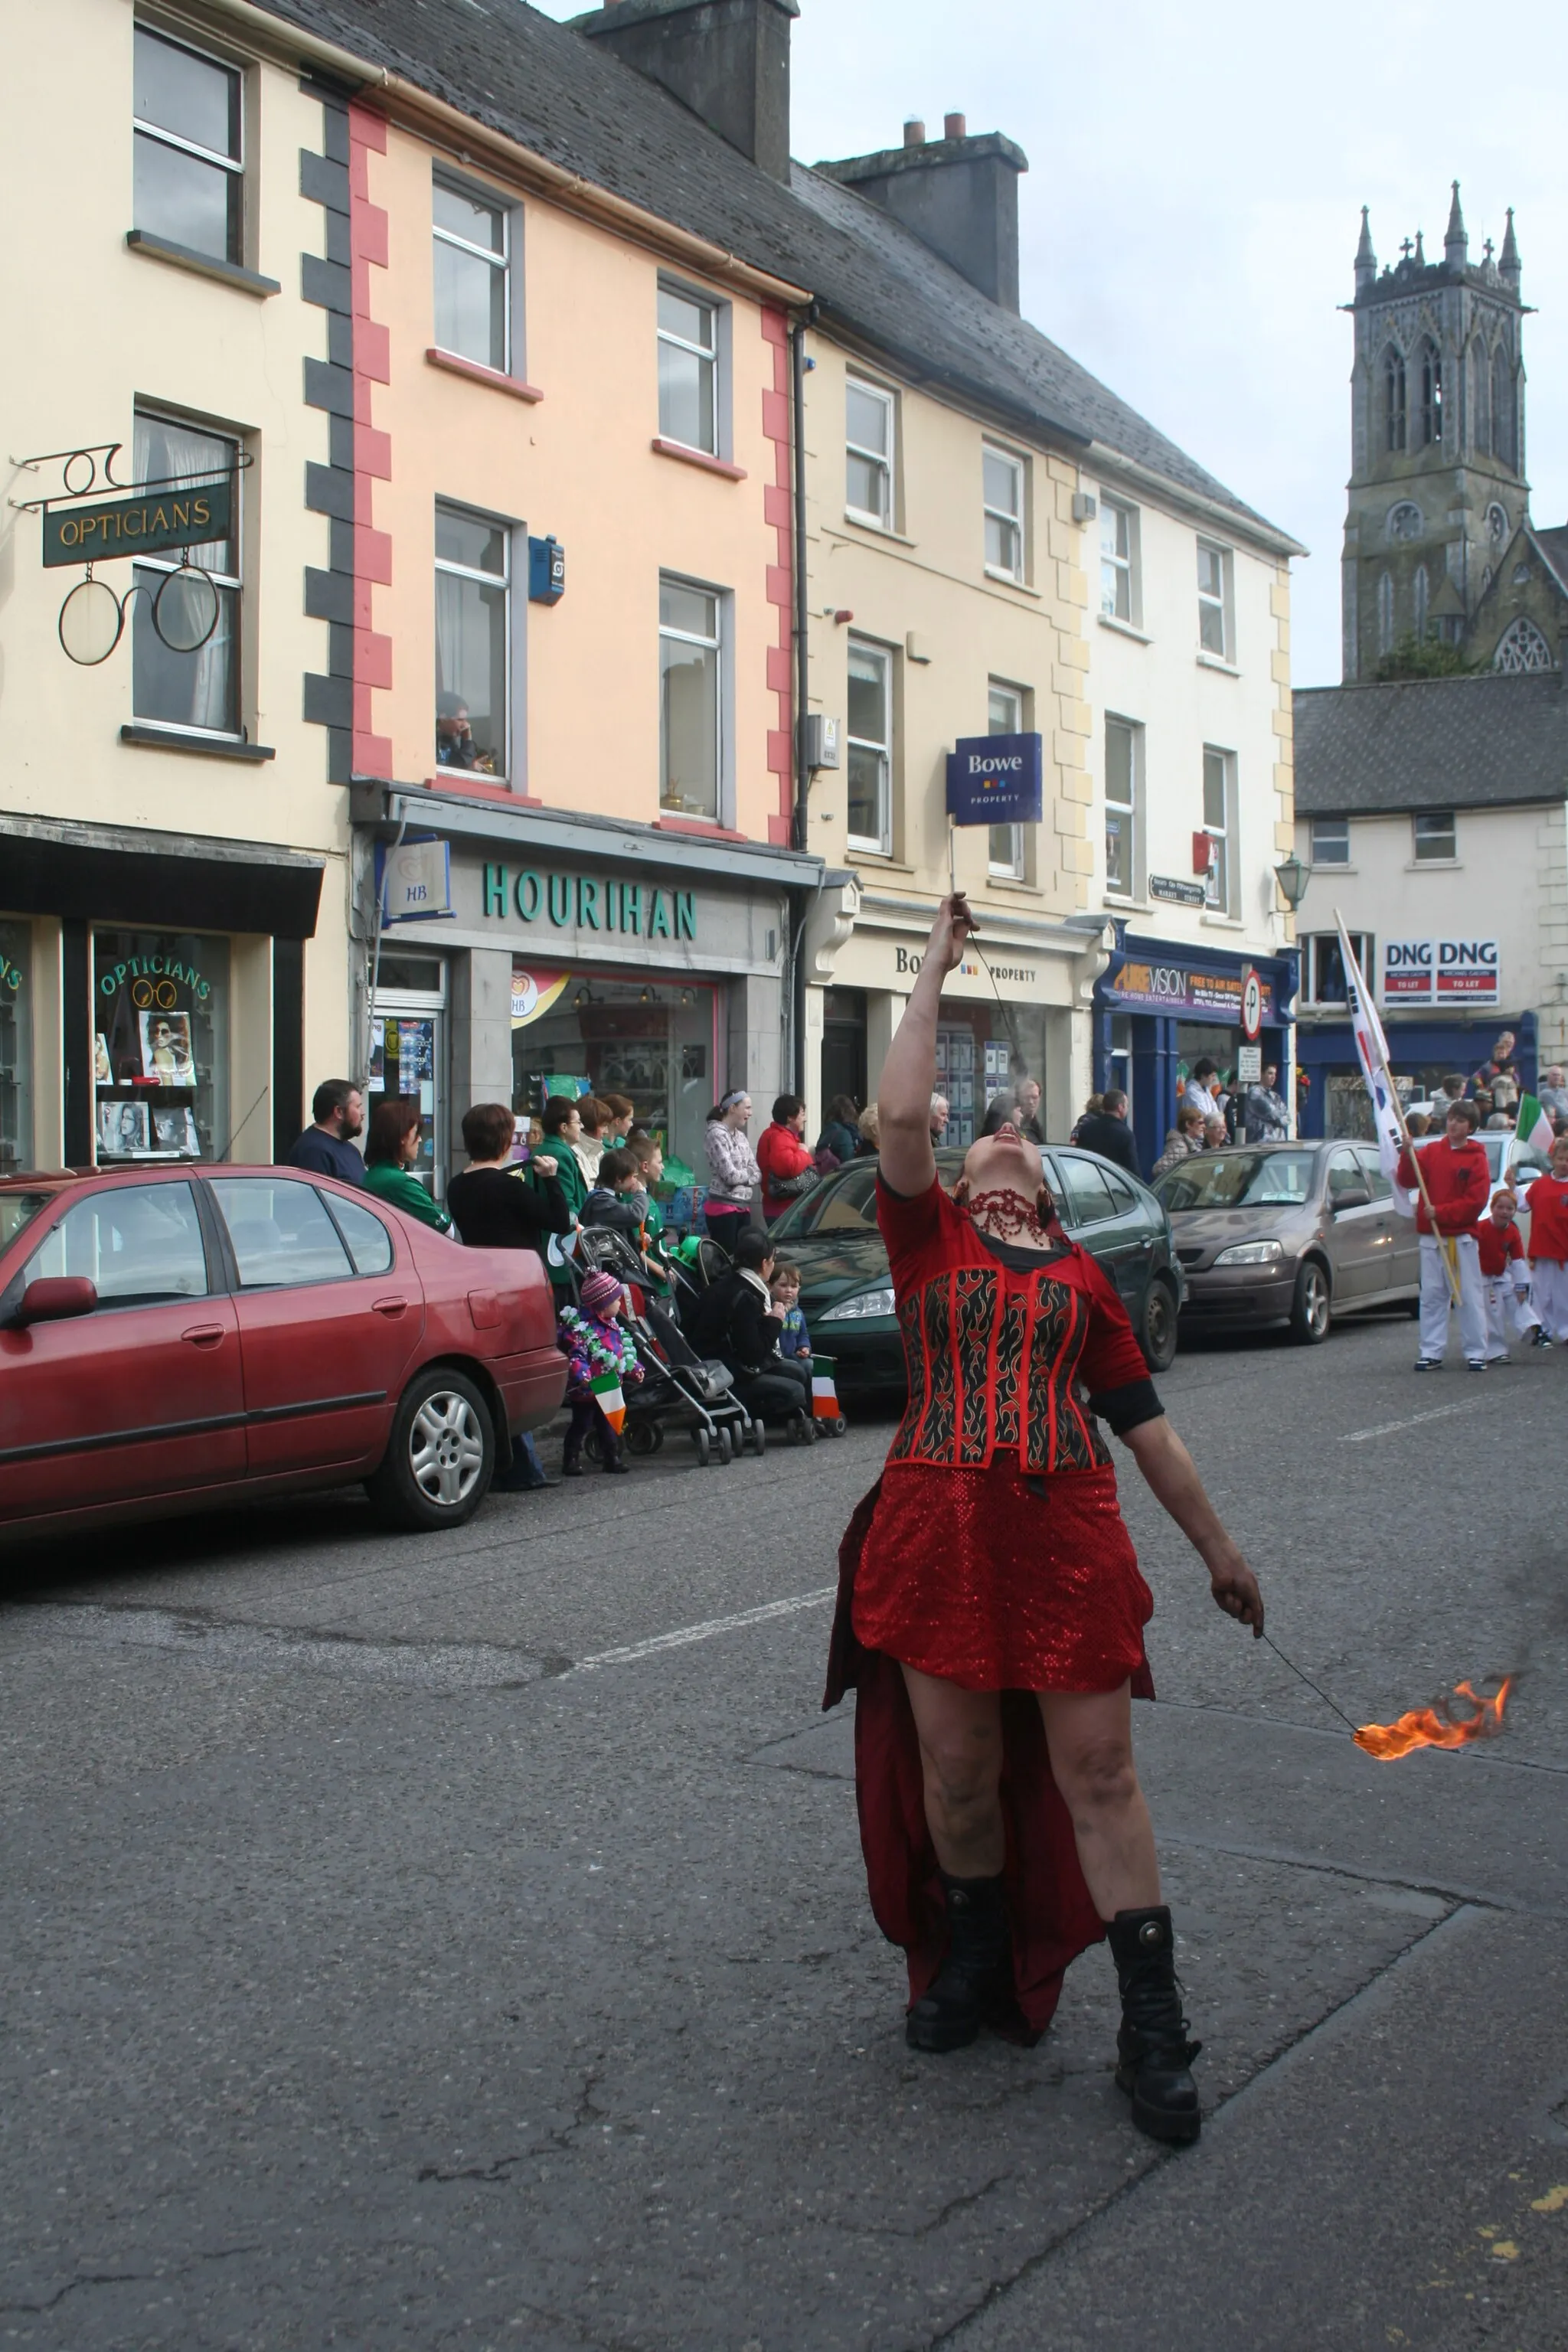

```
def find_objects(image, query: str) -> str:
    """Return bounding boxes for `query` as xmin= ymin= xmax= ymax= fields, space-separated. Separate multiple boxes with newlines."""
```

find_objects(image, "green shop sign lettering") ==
xmin=98 ymin=954 xmax=212 ymax=1002
xmin=482 ymin=865 xmax=697 ymax=942
xmin=43 ymin=478 xmax=233 ymax=568
xmin=0 ymin=954 xmax=22 ymax=995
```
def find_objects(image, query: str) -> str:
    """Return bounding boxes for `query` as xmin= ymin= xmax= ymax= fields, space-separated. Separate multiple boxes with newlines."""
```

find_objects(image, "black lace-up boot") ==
xmin=906 ymin=1871 xmax=1011 ymax=2053
xmin=1107 ymin=1906 xmax=1202 ymax=2143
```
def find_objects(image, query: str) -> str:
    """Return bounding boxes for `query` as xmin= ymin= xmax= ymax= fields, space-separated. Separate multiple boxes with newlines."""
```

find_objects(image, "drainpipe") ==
xmin=789 ymin=302 xmax=818 ymax=1093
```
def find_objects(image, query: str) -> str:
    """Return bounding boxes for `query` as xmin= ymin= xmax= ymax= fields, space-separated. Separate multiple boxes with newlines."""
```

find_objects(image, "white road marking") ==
xmin=1340 ymin=1398 xmax=1495 ymax=1444
xmin=570 ymin=1586 xmax=838 ymax=1673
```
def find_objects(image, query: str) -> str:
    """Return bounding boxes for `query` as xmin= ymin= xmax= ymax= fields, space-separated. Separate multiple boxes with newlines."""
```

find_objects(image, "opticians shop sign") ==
xmin=1381 ymin=938 xmax=1498 ymax=1004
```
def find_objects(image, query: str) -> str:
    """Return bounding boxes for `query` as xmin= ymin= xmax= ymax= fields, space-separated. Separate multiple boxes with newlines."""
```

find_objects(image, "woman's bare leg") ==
xmin=1038 ymin=1684 xmax=1161 ymax=1919
xmin=900 ymin=1663 xmax=1005 ymax=1877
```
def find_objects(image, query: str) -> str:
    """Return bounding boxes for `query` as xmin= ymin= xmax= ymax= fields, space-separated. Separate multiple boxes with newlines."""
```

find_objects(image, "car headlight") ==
xmin=820 ymin=1285 xmax=897 ymax=1322
xmin=1212 ymin=1240 xmax=1284 ymax=1266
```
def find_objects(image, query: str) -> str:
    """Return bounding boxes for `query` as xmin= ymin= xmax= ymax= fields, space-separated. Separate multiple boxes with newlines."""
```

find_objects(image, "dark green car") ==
xmin=768 ymin=1146 xmax=1184 ymax=1395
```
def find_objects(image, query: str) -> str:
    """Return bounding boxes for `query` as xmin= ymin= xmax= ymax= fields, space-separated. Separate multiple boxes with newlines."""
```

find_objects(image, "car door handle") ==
xmin=371 ymin=1295 xmax=410 ymax=1318
xmin=181 ymin=1323 xmax=227 ymax=1348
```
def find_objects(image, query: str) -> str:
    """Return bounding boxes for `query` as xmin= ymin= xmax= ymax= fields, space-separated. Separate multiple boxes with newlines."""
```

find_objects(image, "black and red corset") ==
xmin=887 ymin=1266 xmax=1112 ymax=1475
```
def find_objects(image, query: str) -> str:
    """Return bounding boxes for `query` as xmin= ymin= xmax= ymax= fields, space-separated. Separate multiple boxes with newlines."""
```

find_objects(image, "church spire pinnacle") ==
xmin=1413 ymin=228 xmax=1426 ymax=266
xmin=1354 ymin=204 xmax=1376 ymax=293
xmin=1444 ymin=181 xmax=1468 ymax=267
xmin=1499 ymin=205 xmax=1521 ymax=292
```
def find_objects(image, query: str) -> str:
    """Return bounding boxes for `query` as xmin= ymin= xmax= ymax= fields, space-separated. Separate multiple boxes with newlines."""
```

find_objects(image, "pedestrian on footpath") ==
xmin=1524 ymin=1132 xmax=1568 ymax=1344
xmin=815 ymin=1093 xmax=861 ymax=1171
xmin=1181 ymin=1058 xmax=1218 ymax=1121
xmin=684 ymin=1229 xmax=809 ymax=1428
xmin=1395 ymin=1099 xmax=1491 ymax=1370
xmin=447 ymin=1102 xmax=571 ymax=1490
xmin=572 ymin=1096 xmax=610 ymax=1190
xmin=1243 ymin=1063 xmax=1290 ymax=1142
xmin=1151 ymin=1106 xmax=1206 ymax=1178
xmin=1072 ymin=1088 xmax=1139 ymax=1175
xmin=287 ymin=1079 xmax=366 ymax=1185
xmin=362 ymin=1098 xmax=452 ymax=1231
xmin=557 ymin=1269 xmax=643 ymax=1477
xmin=703 ymin=1092 xmax=761 ymax=1250
xmin=825 ymin=893 xmax=1264 ymax=2148
xmin=756 ymin=1093 xmax=819 ymax=1221
xmin=1472 ymin=1189 xmax=1538 ymax=1361
xmin=1539 ymin=1066 xmax=1568 ymax=1121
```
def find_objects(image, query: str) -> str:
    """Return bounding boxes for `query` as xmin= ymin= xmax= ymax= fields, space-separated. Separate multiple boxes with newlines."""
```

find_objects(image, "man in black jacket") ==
xmin=1072 ymin=1087 xmax=1140 ymax=1177
xmin=684 ymin=1230 xmax=811 ymax=1424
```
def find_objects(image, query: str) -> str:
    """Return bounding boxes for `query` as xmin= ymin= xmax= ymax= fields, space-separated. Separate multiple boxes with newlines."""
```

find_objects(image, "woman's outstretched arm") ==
xmin=877 ymin=895 xmax=974 ymax=1197
xmin=1121 ymin=1416 xmax=1265 ymax=1635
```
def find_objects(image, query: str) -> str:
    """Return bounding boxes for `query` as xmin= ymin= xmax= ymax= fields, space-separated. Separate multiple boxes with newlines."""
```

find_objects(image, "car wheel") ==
xmin=1138 ymin=1276 xmax=1179 ymax=1374
xmin=367 ymin=1367 xmax=495 ymax=1530
xmin=1289 ymin=1259 xmax=1331 ymax=1345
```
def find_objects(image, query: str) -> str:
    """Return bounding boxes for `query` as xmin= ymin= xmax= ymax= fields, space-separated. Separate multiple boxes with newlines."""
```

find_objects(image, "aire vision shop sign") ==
xmin=1382 ymin=938 xmax=1499 ymax=1005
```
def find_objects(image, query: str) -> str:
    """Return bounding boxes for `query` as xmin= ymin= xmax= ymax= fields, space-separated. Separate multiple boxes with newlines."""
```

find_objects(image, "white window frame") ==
xmin=845 ymin=377 xmax=896 ymax=531
xmin=431 ymin=171 xmax=514 ymax=376
xmin=1201 ymin=745 xmax=1235 ymax=913
xmin=1413 ymin=811 xmax=1456 ymax=862
xmin=1197 ymin=538 xmax=1233 ymax=662
xmin=131 ymin=405 xmax=243 ymax=742
xmin=1099 ymin=493 xmax=1141 ymax=627
xmin=1309 ymin=815 xmax=1350 ymax=866
xmin=987 ymin=680 xmax=1027 ymax=877
xmin=1104 ymin=714 xmax=1142 ymax=900
xmin=845 ymin=635 xmax=893 ymax=855
xmin=982 ymin=444 xmax=1025 ymax=583
xmin=434 ymin=499 xmax=513 ymax=783
xmin=658 ymin=573 xmax=726 ymax=822
xmin=656 ymin=277 xmax=727 ymax=458
xmin=132 ymin=21 xmax=243 ymax=266
xmin=1303 ymin=932 xmax=1374 ymax=1008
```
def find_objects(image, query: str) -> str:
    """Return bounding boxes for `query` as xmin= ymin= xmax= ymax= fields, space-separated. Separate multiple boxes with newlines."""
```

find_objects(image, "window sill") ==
xmin=422 ymin=774 xmax=538 ymax=805
xmin=1098 ymin=613 xmax=1152 ymax=644
xmin=985 ymin=874 xmax=1043 ymax=896
xmin=1103 ymin=892 xmax=1151 ymax=913
xmin=848 ymin=844 xmax=908 ymax=870
xmin=121 ymin=724 xmax=274 ymax=762
xmin=983 ymin=568 xmax=1041 ymax=599
xmin=654 ymin=814 xmax=748 ymax=841
xmin=1407 ymin=858 xmax=1460 ymax=871
xmin=425 ymin=348 xmax=543 ymax=401
xmin=1199 ymin=912 xmax=1244 ymax=929
xmin=1195 ymin=651 xmax=1240 ymax=676
xmin=650 ymin=438 xmax=746 ymax=482
xmin=1308 ymin=862 xmax=1357 ymax=874
xmin=838 ymin=512 xmax=916 ymax=547
xmin=126 ymin=229 xmax=280 ymax=297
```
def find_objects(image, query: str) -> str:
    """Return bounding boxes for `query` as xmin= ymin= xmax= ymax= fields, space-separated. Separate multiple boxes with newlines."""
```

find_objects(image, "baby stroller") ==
xmin=570 ymin=1227 xmax=756 ymax=1467
xmin=665 ymin=1237 xmax=825 ymax=1449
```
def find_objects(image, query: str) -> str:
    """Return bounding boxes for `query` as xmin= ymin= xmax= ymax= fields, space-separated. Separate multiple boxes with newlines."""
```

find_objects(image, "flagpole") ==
xmin=1334 ymin=910 xmax=1460 ymax=1308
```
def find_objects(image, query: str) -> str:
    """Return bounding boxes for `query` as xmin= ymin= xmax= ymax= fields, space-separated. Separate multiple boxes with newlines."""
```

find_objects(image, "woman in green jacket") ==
xmin=363 ymin=1096 xmax=452 ymax=1231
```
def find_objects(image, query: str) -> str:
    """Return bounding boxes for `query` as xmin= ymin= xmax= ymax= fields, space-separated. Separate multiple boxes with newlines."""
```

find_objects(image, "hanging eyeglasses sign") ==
xmin=8 ymin=440 xmax=250 ymax=666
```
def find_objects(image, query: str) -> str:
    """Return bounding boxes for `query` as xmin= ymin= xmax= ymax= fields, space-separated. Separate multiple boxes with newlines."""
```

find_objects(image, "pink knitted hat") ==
xmin=580 ymin=1271 xmax=623 ymax=1317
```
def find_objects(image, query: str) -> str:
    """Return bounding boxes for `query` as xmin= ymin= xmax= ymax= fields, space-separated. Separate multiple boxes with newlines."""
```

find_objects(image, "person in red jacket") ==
xmin=1395 ymin=1099 xmax=1491 ymax=1370
xmin=756 ymin=1093 xmax=818 ymax=1221
xmin=1472 ymin=1188 xmax=1537 ymax=1361
xmin=1524 ymin=1132 xmax=1568 ymax=1344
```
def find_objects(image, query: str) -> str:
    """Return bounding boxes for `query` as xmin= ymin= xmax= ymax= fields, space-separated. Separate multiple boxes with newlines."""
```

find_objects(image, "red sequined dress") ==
xmin=822 ymin=1174 xmax=1167 ymax=2035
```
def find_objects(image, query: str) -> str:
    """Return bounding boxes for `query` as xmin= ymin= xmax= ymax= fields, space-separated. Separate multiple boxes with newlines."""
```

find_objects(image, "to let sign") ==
xmin=42 ymin=478 xmax=232 ymax=568
xmin=1381 ymin=938 xmax=1498 ymax=1005
xmin=946 ymin=733 xmax=1044 ymax=827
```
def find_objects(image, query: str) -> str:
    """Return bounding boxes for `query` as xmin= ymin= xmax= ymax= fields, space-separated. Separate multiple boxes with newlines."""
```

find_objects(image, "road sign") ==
xmin=1240 ymin=969 xmax=1263 ymax=1040
xmin=1237 ymin=1045 xmax=1263 ymax=1083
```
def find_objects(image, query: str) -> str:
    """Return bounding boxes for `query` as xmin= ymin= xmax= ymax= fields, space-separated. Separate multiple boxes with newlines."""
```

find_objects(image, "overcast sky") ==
xmin=530 ymin=0 xmax=1568 ymax=685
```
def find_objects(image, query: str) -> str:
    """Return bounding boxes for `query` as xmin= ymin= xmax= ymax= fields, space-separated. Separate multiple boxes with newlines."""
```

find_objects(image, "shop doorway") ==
xmin=821 ymin=988 xmax=867 ymax=1117
xmin=371 ymin=952 xmax=447 ymax=1200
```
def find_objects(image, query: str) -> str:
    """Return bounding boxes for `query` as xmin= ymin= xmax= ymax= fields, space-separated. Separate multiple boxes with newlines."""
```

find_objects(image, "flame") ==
xmin=1354 ymin=1677 xmax=1512 ymax=1762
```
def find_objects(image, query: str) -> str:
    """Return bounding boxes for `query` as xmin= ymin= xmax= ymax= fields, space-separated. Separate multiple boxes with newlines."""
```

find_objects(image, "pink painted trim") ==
xmin=423 ymin=777 xmax=543 ymax=808
xmin=759 ymin=305 xmax=795 ymax=840
xmin=655 ymin=815 xmax=750 ymax=842
xmin=348 ymin=103 xmax=393 ymax=779
xmin=425 ymin=348 xmax=544 ymax=402
xmin=649 ymin=436 xmax=747 ymax=482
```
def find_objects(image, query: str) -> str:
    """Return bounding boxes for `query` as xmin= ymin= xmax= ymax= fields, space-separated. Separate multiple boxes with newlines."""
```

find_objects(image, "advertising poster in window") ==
xmin=99 ymin=1099 xmax=151 ymax=1158
xmin=139 ymin=1010 xmax=195 ymax=1084
xmin=92 ymin=933 xmax=227 ymax=1163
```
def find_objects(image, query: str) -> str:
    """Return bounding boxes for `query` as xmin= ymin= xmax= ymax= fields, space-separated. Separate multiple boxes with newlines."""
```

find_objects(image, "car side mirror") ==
xmin=1331 ymin=1184 xmax=1372 ymax=1214
xmin=15 ymin=1276 xmax=98 ymax=1326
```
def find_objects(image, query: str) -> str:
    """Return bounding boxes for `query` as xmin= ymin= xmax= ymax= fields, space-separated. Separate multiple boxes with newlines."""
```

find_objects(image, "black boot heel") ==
xmin=1107 ymin=1907 xmax=1202 ymax=2144
xmin=906 ymin=1871 xmax=1011 ymax=2053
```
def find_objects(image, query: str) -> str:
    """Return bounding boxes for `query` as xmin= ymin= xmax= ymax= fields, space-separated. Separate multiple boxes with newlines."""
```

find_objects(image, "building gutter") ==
xmin=190 ymin=0 xmax=811 ymax=309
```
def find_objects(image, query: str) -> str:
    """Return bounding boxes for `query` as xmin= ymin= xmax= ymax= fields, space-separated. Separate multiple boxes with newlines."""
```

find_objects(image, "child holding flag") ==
xmin=1394 ymin=1099 xmax=1491 ymax=1370
xmin=558 ymin=1269 xmax=643 ymax=1476
xmin=1523 ymin=1131 xmax=1568 ymax=1344
xmin=1472 ymin=1188 xmax=1537 ymax=1361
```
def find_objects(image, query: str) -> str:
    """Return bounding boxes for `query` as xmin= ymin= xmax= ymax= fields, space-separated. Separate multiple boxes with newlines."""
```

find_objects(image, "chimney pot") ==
xmin=943 ymin=111 xmax=965 ymax=140
xmin=903 ymin=118 xmax=926 ymax=148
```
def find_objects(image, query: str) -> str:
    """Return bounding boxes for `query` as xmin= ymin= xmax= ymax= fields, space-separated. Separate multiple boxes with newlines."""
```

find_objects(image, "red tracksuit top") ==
xmin=1472 ymin=1217 xmax=1525 ymax=1279
xmin=1394 ymin=1138 xmax=1491 ymax=1236
xmin=1526 ymin=1173 xmax=1568 ymax=1265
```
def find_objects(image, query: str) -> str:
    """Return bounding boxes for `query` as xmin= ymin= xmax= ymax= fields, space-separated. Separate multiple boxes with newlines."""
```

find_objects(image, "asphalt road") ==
xmin=2 ymin=1311 xmax=1566 ymax=2351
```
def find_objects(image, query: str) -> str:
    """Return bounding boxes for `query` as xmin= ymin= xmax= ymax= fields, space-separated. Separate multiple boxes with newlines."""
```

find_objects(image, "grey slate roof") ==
xmin=258 ymin=0 xmax=1291 ymax=544
xmin=1294 ymin=674 xmax=1568 ymax=815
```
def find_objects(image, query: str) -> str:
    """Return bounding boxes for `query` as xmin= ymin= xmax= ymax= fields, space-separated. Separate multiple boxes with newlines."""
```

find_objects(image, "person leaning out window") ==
xmin=363 ymin=1097 xmax=452 ymax=1231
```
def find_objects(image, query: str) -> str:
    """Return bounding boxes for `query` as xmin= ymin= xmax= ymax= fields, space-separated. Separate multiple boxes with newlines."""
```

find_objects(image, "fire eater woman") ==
xmin=823 ymin=895 xmax=1264 ymax=2145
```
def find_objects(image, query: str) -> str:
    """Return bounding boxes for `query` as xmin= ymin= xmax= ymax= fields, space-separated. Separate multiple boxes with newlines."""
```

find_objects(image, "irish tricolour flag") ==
xmin=589 ymin=1369 xmax=626 ymax=1433
xmin=1513 ymin=1094 xmax=1555 ymax=1161
xmin=811 ymin=1357 xmax=841 ymax=1421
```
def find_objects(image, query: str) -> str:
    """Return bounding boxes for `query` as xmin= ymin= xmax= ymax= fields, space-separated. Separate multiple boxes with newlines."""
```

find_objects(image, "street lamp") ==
xmin=1273 ymin=851 xmax=1310 ymax=911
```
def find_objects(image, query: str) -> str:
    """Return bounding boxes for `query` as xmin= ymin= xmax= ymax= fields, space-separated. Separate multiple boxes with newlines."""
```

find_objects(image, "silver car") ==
xmin=1152 ymin=1141 xmax=1420 ymax=1344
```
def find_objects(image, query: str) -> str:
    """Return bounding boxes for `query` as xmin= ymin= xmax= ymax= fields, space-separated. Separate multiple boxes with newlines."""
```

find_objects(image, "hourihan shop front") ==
xmin=350 ymin=786 xmax=822 ymax=1194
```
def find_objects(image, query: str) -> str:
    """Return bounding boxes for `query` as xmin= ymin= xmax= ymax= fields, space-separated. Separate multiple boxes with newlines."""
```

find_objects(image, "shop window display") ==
xmin=510 ymin=965 xmax=714 ymax=1178
xmin=93 ymin=932 xmax=229 ymax=1164
xmin=0 ymin=920 xmax=33 ymax=1175
xmin=936 ymin=1005 xmax=1049 ymax=1148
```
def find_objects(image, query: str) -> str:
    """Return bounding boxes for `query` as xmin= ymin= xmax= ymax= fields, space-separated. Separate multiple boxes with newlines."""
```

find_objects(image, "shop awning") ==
xmin=0 ymin=814 xmax=325 ymax=939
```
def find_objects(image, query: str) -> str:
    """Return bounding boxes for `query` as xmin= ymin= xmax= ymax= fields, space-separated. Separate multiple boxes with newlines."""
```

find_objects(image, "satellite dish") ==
xmin=153 ymin=564 xmax=220 ymax=652
xmin=57 ymin=577 xmax=123 ymax=665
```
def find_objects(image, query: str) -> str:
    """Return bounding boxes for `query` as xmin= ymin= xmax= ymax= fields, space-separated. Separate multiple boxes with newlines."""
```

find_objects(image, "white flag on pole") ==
xmin=1337 ymin=916 xmax=1414 ymax=1215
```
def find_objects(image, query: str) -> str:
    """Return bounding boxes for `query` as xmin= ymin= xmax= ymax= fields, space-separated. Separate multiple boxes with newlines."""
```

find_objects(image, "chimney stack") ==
xmin=578 ymin=0 xmax=799 ymax=183
xmin=816 ymin=119 xmax=1028 ymax=312
xmin=903 ymin=118 xmax=926 ymax=147
xmin=943 ymin=111 xmax=965 ymax=139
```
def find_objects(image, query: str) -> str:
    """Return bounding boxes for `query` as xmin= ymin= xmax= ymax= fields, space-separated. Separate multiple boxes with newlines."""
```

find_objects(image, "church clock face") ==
xmin=1487 ymin=501 xmax=1509 ymax=545
xmin=1387 ymin=501 xmax=1423 ymax=542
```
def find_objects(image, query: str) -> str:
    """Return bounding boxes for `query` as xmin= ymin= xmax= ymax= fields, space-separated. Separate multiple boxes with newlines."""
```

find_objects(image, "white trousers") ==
xmin=1419 ymin=1232 xmax=1486 ymax=1363
xmin=1482 ymin=1272 xmax=1538 ymax=1359
xmin=1530 ymin=1258 xmax=1568 ymax=1343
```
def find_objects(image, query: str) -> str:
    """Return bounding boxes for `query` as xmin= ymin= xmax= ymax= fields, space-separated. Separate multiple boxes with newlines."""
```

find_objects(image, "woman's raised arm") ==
xmin=876 ymin=895 xmax=974 ymax=1197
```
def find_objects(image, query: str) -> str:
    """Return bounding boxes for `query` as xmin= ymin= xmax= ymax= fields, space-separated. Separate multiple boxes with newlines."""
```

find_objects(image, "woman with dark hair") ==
xmin=362 ymin=1097 xmax=451 ymax=1231
xmin=447 ymin=1102 xmax=571 ymax=1491
xmin=756 ymin=1093 xmax=818 ymax=1220
xmin=815 ymin=1093 xmax=861 ymax=1169
xmin=825 ymin=896 xmax=1263 ymax=2147
xmin=702 ymin=1090 xmax=760 ymax=1250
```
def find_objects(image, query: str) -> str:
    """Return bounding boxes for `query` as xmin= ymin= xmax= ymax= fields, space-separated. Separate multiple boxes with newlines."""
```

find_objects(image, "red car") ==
xmin=0 ymin=1165 xmax=566 ymax=1543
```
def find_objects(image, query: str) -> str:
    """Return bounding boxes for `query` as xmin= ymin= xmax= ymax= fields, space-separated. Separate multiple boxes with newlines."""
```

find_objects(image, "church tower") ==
xmin=1341 ymin=188 xmax=1528 ymax=681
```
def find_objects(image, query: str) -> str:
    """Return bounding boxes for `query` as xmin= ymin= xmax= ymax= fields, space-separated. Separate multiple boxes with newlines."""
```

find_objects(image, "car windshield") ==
xmin=769 ymin=1149 xmax=974 ymax=1239
xmin=1155 ymin=1152 xmax=1317 ymax=1210
xmin=0 ymin=1192 xmax=55 ymax=1253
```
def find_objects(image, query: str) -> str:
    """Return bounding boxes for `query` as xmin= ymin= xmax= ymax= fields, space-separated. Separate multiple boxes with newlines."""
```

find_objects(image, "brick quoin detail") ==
xmin=760 ymin=306 xmax=794 ymax=848
xmin=349 ymin=103 xmax=394 ymax=779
